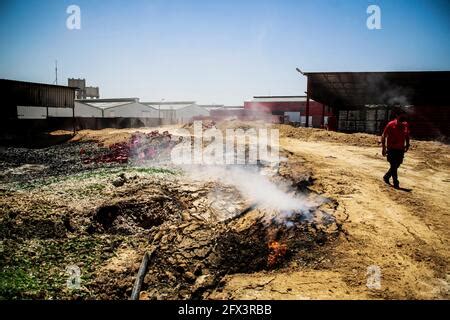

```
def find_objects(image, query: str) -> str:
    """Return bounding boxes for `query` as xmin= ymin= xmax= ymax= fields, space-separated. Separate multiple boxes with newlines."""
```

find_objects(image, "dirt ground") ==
xmin=210 ymin=126 xmax=450 ymax=300
xmin=1 ymin=123 xmax=448 ymax=300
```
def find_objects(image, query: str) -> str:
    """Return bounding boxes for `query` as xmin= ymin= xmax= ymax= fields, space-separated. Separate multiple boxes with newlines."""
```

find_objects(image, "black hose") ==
xmin=130 ymin=247 xmax=156 ymax=300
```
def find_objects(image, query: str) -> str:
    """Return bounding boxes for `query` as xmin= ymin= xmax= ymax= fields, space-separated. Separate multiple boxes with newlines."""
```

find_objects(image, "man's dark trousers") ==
xmin=384 ymin=149 xmax=404 ymax=186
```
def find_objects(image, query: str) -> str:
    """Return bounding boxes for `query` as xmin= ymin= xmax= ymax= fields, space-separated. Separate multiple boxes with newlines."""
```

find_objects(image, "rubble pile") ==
xmin=82 ymin=164 xmax=341 ymax=300
xmin=133 ymin=205 xmax=340 ymax=300
xmin=81 ymin=131 xmax=176 ymax=165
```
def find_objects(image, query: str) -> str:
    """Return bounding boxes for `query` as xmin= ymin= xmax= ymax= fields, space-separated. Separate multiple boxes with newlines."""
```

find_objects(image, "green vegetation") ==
xmin=0 ymin=163 xmax=181 ymax=299
xmin=0 ymin=236 xmax=123 ymax=299
xmin=7 ymin=165 xmax=178 ymax=191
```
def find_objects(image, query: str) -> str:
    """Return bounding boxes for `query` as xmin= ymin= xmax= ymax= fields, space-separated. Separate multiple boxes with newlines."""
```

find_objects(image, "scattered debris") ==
xmin=81 ymin=131 xmax=175 ymax=165
xmin=112 ymin=173 xmax=127 ymax=187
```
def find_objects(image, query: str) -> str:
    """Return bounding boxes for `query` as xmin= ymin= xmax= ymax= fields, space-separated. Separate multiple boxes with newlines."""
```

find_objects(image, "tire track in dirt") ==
xmin=277 ymin=137 xmax=449 ymax=299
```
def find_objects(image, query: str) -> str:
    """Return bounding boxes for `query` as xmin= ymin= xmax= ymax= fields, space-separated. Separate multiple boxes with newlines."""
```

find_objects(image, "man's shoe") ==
xmin=393 ymin=181 xmax=400 ymax=189
xmin=383 ymin=175 xmax=390 ymax=184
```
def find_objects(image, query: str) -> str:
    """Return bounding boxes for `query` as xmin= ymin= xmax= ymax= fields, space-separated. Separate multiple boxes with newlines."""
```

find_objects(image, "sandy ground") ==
xmin=210 ymin=134 xmax=449 ymax=299
xmin=56 ymin=125 xmax=183 ymax=147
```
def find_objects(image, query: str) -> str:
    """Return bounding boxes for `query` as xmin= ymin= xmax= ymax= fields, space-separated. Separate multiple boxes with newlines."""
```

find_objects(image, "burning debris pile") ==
xmin=130 ymin=203 xmax=340 ymax=300
xmin=83 ymin=165 xmax=341 ymax=300
xmin=80 ymin=131 xmax=176 ymax=165
xmin=0 ymin=123 xmax=344 ymax=300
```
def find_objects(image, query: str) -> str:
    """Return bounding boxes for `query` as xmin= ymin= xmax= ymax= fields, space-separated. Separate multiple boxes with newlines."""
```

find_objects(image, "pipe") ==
xmin=130 ymin=247 xmax=156 ymax=300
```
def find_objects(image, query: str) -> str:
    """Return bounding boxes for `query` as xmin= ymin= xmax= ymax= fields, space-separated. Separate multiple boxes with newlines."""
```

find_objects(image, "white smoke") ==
xmin=183 ymin=165 xmax=321 ymax=221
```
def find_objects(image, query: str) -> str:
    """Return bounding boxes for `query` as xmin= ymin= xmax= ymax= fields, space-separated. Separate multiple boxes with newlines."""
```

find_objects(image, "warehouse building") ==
xmin=72 ymin=98 xmax=161 ymax=130
xmin=300 ymin=71 xmax=450 ymax=138
xmin=0 ymin=79 xmax=76 ymax=135
xmin=1 ymin=79 xmax=76 ymax=118
xmin=175 ymin=104 xmax=210 ymax=123
xmin=142 ymin=101 xmax=210 ymax=124
xmin=75 ymin=98 xmax=158 ymax=118
xmin=74 ymin=100 xmax=103 ymax=118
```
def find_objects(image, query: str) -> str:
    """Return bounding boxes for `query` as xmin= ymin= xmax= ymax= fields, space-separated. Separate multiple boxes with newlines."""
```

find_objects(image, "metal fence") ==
xmin=338 ymin=108 xmax=391 ymax=134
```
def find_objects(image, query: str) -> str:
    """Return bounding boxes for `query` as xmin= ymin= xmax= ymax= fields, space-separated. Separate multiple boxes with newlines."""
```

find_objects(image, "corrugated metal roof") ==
xmin=83 ymin=101 xmax=132 ymax=109
xmin=143 ymin=101 xmax=195 ymax=105
xmin=303 ymin=71 xmax=450 ymax=107
xmin=1 ymin=78 xmax=78 ymax=90
xmin=77 ymin=98 xmax=139 ymax=103
xmin=76 ymin=98 xmax=149 ymax=110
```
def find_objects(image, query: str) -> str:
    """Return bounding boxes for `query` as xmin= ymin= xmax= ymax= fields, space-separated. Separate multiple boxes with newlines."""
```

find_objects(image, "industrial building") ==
xmin=4 ymin=71 xmax=448 ymax=139
xmin=141 ymin=101 xmax=210 ymax=124
xmin=244 ymin=96 xmax=333 ymax=127
xmin=68 ymin=78 xmax=100 ymax=100
xmin=17 ymin=97 xmax=157 ymax=119
xmin=0 ymin=79 xmax=77 ymax=135
xmin=75 ymin=98 xmax=158 ymax=118
xmin=300 ymin=71 xmax=450 ymax=138
xmin=1 ymin=79 xmax=76 ymax=118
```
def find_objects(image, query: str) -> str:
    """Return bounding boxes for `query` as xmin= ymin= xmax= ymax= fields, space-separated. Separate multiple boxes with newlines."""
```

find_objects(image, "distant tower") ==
xmin=68 ymin=78 xmax=100 ymax=99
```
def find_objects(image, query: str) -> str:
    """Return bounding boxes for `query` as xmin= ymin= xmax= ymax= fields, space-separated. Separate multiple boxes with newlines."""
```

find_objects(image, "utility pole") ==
xmin=295 ymin=67 xmax=307 ymax=127
xmin=54 ymin=60 xmax=58 ymax=85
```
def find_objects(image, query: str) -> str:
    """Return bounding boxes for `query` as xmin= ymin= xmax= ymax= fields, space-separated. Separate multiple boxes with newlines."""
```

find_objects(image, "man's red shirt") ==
xmin=383 ymin=119 xmax=410 ymax=150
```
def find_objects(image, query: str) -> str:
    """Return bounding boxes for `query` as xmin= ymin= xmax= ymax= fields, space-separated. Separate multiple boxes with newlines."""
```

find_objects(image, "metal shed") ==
xmin=300 ymin=71 xmax=450 ymax=138
xmin=1 ymin=79 xmax=76 ymax=119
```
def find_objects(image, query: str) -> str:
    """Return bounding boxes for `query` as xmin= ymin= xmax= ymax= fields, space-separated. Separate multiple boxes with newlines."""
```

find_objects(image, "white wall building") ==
xmin=142 ymin=101 xmax=210 ymax=123
xmin=17 ymin=98 xmax=208 ymax=124
xmin=176 ymin=104 xmax=210 ymax=123
xmin=17 ymin=106 xmax=75 ymax=119
xmin=74 ymin=101 xmax=102 ymax=117
xmin=17 ymin=106 xmax=47 ymax=119
xmin=75 ymin=98 xmax=158 ymax=118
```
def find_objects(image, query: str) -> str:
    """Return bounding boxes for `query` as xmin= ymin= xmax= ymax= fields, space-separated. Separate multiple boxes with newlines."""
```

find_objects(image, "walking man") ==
xmin=381 ymin=110 xmax=410 ymax=189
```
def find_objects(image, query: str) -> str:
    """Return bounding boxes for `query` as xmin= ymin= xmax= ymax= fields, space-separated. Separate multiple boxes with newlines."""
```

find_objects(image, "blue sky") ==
xmin=0 ymin=0 xmax=449 ymax=105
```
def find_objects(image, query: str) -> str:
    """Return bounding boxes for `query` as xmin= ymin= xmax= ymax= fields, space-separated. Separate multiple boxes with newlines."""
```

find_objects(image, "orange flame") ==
xmin=267 ymin=241 xmax=287 ymax=267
